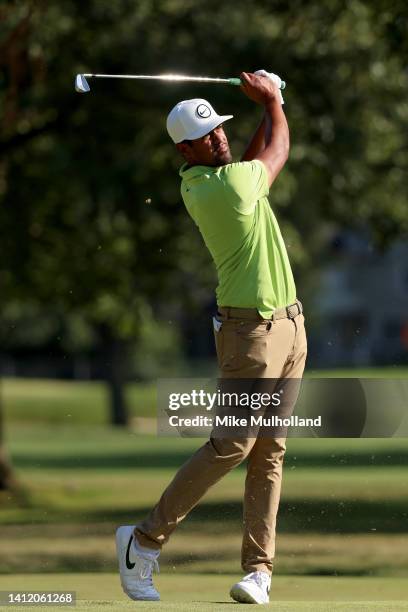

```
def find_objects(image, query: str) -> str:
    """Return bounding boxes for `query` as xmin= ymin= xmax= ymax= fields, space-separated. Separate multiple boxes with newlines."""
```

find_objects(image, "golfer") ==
xmin=116 ymin=71 xmax=307 ymax=604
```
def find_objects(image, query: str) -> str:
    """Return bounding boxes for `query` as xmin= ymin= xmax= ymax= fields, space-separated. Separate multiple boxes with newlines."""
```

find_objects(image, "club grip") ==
xmin=229 ymin=77 xmax=286 ymax=89
xmin=228 ymin=78 xmax=243 ymax=86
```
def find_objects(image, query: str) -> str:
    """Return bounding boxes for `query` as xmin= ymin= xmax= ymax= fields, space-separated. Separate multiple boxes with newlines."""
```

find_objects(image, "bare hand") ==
xmin=240 ymin=72 xmax=279 ymax=105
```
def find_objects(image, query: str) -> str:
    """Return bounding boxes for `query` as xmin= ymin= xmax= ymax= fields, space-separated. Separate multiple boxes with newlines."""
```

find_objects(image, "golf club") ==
xmin=74 ymin=73 xmax=286 ymax=93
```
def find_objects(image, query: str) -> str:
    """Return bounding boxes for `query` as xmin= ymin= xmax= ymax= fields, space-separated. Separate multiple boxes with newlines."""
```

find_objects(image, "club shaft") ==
xmin=82 ymin=73 xmax=232 ymax=83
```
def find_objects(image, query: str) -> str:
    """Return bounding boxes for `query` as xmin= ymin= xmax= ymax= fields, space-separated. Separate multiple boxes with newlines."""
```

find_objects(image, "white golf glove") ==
xmin=254 ymin=69 xmax=284 ymax=104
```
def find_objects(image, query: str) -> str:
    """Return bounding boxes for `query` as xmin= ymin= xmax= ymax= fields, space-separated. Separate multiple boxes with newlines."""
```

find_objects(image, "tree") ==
xmin=0 ymin=380 xmax=14 ymax=490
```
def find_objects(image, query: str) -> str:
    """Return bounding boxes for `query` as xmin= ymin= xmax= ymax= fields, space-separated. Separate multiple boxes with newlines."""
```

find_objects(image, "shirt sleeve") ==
xmin=219 ymin=160 xmax=269 ymax=214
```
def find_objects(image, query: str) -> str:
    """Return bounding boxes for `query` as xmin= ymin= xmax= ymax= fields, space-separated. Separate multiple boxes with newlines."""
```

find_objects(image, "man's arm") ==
xmin=240 ymin=72 xmax=289 ymax=187
xmin=241 ymin=114 xmax=266 ymax=162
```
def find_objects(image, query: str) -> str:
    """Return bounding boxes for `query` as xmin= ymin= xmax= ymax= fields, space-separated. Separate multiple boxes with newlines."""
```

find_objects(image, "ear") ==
xmin=176 ymin=142 xmax=196 ymax=164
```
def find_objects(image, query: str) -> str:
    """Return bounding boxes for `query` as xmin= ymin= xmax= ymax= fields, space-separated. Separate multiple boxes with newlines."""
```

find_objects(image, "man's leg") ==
xmin=135 ymin=436 xmax=256 ymax=549
xmin=241 ymin=313 xmax=307 ymax=574
xmin=241 ymin=436 xmax=286 ymax=574
xmin=134 ymin=306 xmax=270 ymax=549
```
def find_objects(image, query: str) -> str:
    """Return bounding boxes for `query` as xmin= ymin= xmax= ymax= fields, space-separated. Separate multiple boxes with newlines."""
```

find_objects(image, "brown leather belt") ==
xmin=218 ymin=300 xmax=303 ymax=321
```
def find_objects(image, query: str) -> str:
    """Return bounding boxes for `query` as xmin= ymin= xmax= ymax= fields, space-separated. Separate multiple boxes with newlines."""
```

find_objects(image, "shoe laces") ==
xmin=138 ymin=556 xmax=160 ymax=584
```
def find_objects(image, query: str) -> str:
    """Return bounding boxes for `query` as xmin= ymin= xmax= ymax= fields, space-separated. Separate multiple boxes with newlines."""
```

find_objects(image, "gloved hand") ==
xmin=254 ymin=70 xmax=284 ymax=104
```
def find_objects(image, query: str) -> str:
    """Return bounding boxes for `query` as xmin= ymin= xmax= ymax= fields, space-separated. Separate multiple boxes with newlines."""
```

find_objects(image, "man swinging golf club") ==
xmin=116 ymin=71 xmax=307 ymax=604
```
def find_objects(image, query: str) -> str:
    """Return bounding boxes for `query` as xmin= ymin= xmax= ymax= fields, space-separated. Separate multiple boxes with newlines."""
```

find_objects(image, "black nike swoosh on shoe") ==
xmin=126 ymin=535 xmax=136 ymax=570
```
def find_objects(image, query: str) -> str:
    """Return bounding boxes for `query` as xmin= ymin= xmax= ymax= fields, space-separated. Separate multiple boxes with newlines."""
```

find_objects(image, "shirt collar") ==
xmin=179 ymin=163 xmax=217 ymax=179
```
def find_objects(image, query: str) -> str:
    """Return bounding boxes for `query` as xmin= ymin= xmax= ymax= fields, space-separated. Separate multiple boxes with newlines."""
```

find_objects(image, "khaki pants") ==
xmin=135 ymin=307 xmax=307 ymax=574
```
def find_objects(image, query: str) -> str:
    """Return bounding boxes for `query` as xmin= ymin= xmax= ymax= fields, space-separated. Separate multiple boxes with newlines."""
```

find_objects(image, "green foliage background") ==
xmin=0 ymin=0 xmax=407 ymax=356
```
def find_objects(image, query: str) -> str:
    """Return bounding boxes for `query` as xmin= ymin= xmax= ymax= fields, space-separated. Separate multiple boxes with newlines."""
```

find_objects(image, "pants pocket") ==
xmin=216 ymin=320 xmax=272 ymax=376
xmin=214 ymin=320 xmax=242 ymax=373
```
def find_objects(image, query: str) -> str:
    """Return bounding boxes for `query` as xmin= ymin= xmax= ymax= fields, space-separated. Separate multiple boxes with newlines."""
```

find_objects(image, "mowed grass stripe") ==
xmin=3 ymin=369 xmax=408 ymax=423
xmin=1 ymin=532 xmax=408 ymax=577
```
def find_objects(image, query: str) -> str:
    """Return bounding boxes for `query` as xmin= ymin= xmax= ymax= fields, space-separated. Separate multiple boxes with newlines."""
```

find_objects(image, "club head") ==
xmin=75 ymin=74 xmax=90 ymax=93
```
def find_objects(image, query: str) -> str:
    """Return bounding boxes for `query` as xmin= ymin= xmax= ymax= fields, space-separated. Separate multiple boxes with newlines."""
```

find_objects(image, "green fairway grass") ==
xmin=1 ymin=424 xmax=408 ymax=577
xmin=0 ymin=574 xmax=406 ymax=611
xmin=2 ymin=378 xmax=156 ymax=423
xmin=1 ymin=374 xmax=407 ymax=606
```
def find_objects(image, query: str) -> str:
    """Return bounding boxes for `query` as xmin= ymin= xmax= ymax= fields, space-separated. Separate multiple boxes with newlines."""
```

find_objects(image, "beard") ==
xmin=213 ymin=147 xmax=232 ymax=165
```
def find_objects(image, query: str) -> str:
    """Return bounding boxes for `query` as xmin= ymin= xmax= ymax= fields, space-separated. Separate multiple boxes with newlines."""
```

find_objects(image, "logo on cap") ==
xmin=196 ymin=104 xmax=211 ymax=119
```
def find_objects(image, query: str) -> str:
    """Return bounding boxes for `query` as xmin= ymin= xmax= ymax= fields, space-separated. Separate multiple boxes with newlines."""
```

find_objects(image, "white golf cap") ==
xmin=166 ymin=98 xmax=233 ymax=143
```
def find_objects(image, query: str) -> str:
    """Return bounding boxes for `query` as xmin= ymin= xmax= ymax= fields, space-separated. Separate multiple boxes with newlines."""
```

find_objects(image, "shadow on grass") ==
xmin=79 ymin=498 xmax=408 ymax=534
xmin=11 ymin=449 xmax=408 ymax=470
xmin=0 ymin=553 xmax=390 ymax=576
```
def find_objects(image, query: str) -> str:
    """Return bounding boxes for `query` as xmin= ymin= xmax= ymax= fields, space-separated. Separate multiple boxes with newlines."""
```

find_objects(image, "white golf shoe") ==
xmin=116 ymin=525 xmax=160 ymax=601
xmin=230 ymin=571 xmax=271 ymax=604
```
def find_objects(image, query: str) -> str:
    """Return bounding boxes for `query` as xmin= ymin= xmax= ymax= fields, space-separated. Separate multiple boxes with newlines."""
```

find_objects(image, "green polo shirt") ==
xmin=180 ymin=160 xmax=296 ymax=318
